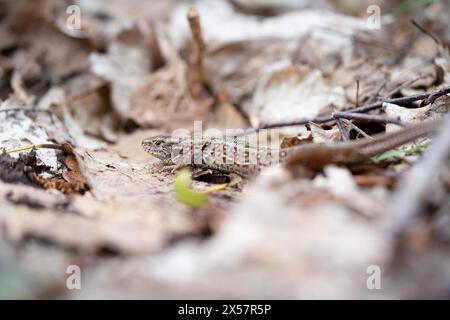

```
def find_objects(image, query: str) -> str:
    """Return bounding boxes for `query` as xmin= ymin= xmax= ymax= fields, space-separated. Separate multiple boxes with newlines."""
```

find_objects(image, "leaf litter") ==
xmin=0 ymin=0 xmax=449 ymax=299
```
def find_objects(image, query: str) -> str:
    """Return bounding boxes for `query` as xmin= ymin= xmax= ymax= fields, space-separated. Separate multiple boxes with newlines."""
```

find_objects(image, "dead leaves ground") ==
xmin=0 ymin=0 xmax=450 ymax=299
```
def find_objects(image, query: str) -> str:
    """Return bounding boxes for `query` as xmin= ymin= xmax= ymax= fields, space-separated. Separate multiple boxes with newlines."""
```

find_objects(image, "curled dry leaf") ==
xmin=309 ymin=123 xmax=341 ymax=143
xmin=383 ymin=102 xmax=431 ymax=125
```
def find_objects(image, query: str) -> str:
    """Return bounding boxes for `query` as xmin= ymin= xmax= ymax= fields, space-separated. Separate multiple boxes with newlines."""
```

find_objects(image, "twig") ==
xmin=355 ymin=79 xmax=360 ymax=108
xmin=0 ymin=143 xmax=69 ymax=156
xmin=187 ymin=7 xmax=208 ymax=87
xmin=332 ymin=111 xmax=403 ymax=125
xmin=335 ymin=118 xmax=349 ymax=141
xmin=411 ymin=19 xmax=441 ymax=46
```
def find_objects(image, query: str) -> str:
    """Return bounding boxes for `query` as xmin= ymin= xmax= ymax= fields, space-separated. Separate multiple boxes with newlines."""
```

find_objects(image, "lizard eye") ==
xmin=155 ymin=141 xmax=161 ymax=146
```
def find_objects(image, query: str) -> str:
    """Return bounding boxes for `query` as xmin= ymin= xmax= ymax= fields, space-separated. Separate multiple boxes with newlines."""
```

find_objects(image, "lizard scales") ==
xmin=142 ymin=120 xmax=440 ymax=177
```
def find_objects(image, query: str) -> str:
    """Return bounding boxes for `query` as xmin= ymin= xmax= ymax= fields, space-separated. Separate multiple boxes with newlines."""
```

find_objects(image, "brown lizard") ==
xmin=142 ymin=120 xmax=441 ymax=177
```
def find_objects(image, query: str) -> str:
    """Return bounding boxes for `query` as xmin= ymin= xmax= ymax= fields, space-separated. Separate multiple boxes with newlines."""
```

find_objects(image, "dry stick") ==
xmin=411 ymin=19 xmax=441 ymax=45
xmin=0 ymin=143 xmax=67 ymax=156
xmin=187 ymin=7 xmax=208 ymax=87
xmin=335 ymin=118 xmax=349 ymax=141
xmin=355 ymin=79 xmax=360 ymax=108
xmin=332 ymin=111 xmax=403 ymax=125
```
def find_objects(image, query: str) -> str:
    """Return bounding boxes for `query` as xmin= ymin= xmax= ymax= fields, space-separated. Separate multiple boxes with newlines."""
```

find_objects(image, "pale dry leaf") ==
xmin=89 ymin=25 xmax=153 ymax=118
xmin=383 ymin=102 xmax=432 ymax=133
xmin=309 ymin=123 xmax=341 ymax=143
xmin=77 ymin=0 xmax=178 ymax=22
xmin=293 ymin=28 xmax=354 ymax=75
xmin=0 ymin=99 xmax=65 ymax=175
xmin=172 ymin=0 xmax=365 ymax=105
xmin=246 ymin=64 xmax=346 ymax=134
xmin=205 ymin=38 xmax=300 ymax=103
xmin=330 ymin=56 xmax=389 ymax=105
xmin=73 ymin=148 xmax=175 ymax=203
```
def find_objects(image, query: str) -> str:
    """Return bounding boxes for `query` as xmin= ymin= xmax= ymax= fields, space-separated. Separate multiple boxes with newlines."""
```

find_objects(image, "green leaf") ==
xmin=373 ymin=141 xmax=430 ymax=161
xmin=174 ymin=168 xmax=208 ymax=208
xmin=373 ymin=150 xmax=406 ymax=161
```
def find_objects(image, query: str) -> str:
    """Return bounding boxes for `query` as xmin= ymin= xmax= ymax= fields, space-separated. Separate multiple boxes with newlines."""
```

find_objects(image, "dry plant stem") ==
xmin=250 ymin=85 xmax=450 ymax=132
xmin=0 ymin=108 xmax=53 ymax=115
xmin=355 ymin=79 xmax=360 ymax=108
xmin=332 ymin=111 xmax=403 ymax=125
xmin=366 ymin=78 xmax=387 ymax=105
xmin=187 ymin=7 xmax=208 ymax=87
xmin=411 ymin=19 xmax=441 ymax=45
xmin=336 ymin=118 xmax=349 ymax=141
xmin=385 ymin=114 xmax=450 ymax=237
xmin=0 ymin=143 xmax=65 ymax=156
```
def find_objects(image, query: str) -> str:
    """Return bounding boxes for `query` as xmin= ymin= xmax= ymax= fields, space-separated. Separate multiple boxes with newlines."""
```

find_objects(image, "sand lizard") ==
xmin=142 ymin=120 xmax=440 ymax=177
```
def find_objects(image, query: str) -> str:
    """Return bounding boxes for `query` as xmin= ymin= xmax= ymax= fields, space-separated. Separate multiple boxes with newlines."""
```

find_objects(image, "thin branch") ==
xmin=332 ymin=111 xmax=403 ymax=125
xmin=411 ymin=19 xmax=441 ymax=46
xmin=335 ymin=118 xmax=349 ymax=141
xmin=355 ymin=79 xmax=360 ymax=108
xmin=0 ymin=143 xmax=68 ymax=156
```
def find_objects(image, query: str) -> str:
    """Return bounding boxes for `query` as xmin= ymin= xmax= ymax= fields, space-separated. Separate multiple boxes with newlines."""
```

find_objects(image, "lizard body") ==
xmin=142 ymin=120 xmax=440 ymax=177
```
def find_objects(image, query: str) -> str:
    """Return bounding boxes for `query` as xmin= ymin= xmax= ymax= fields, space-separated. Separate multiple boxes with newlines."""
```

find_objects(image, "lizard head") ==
xmin=142 ymin=135 xmax=184 ymax=164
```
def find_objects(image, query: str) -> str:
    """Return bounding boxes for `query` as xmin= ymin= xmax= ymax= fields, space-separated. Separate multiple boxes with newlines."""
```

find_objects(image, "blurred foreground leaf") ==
xmin=174 ymin=169 xmax=208 ymax=208
xmin=373 ymin=141 xmax=430 ymax=161
xmin=174 ymin=169 xmax=228 ymax=208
